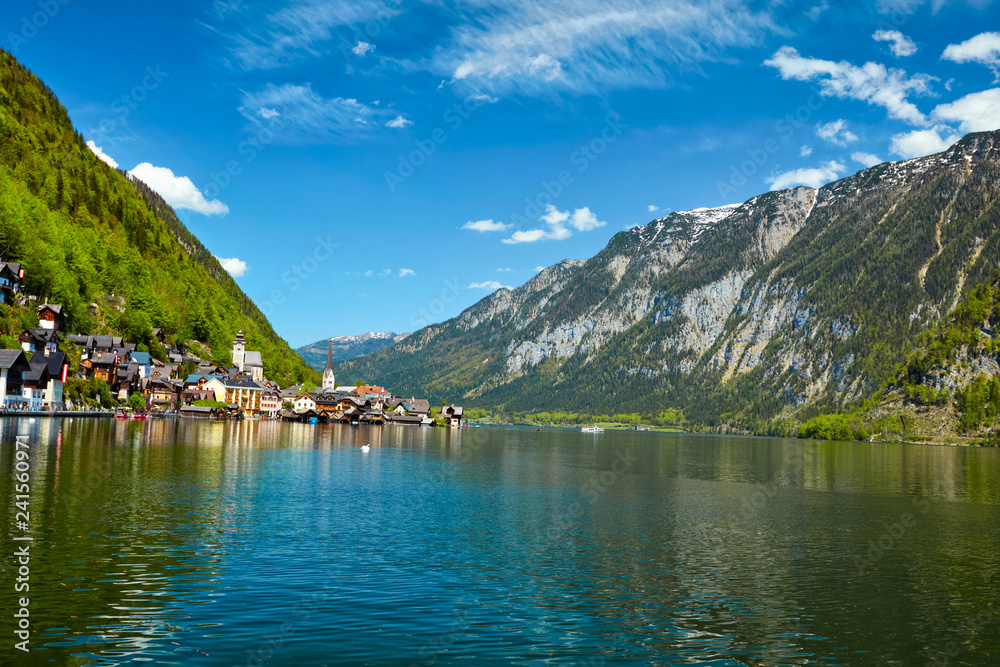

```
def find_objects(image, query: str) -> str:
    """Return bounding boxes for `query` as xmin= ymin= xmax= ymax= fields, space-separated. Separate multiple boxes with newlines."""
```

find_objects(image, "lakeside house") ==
xmin=0 ymin=349 xmax=31 ymax=409
xmin=0 ymin=271 xmax=437 ymax=419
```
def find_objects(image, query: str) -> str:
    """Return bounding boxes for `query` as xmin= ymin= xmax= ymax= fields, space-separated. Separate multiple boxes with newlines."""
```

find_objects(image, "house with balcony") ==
xmin=0 ymin=349 xmax=31 ymax=410
xmin=0 ymin=261 xmax=23 ymax=305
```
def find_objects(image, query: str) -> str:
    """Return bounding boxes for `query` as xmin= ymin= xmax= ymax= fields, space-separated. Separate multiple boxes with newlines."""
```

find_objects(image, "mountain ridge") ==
xmin=297 ymin=332 xmax=411 ymax=370
xmin=334 ymin=129 xmax=1000 ymax=423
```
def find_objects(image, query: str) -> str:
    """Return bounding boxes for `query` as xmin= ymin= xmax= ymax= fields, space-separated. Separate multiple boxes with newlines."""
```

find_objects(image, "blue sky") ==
xmin=4 ymin=0 xmax=1000 ymax=347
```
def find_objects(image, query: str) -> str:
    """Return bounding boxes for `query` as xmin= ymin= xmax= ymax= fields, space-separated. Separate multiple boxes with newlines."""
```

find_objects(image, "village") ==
xmin=0 ymin=260 xmax=463 ymax=426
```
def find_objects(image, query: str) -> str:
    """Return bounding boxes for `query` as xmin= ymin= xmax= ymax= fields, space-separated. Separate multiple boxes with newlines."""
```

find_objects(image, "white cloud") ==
xmin=932 ymin=88 xmax=1000 ymax=132
xmin=647 ymin=204 xmax=659 ymax=212
xmin=942 ymin=32 xmax=1000 ymax=80
xmin=806 ymin=1 xmax=830 ymax=20
xmin=890 ymin=126 xmax=961 ymax=158
xmin=364 ymin=269 xmax=374 ymax=277
xmin=435 ymin=0 xmax=776 ymax=95
xmin=86 ymin=141 xmax=119 ymax=169
xmin=800 ymin=145 xmax=813 ymax=157
xmin=873 ymin=29 xmax=918 ymax=57
xmin=497 ymin=267 xmax=512 ymax=272
xmin=469 ymin=280 xmax=512 ymax=290
xmin=399 ymin=268 xmax=415 ymax=277
xmin=462 ymin=219 xmax=509 ymax=232
xmin=128 ymin=163 xmax=229 ymax=215
xmin=852 ymin=152 xmax=882 ymax=167
xmin=227 ymin=0 xmax=398 ymax=69
xmin=766 ymin=160 xmax=845 ymax=190
xmin=534 ymin=266 xmax=546 ymax=272
xmin=764 ymin=46 xmax=935 ymax=126
xmin=816 ymin=119 xmax=859 ymax=145
xmin=216 ymin=256 xmax=248 ymax=277
xmin=386 ymin=115 xmax=413 ymax=129
xmin=502 ymin=205 xmax=605 ymax=244
xmin=504 ymin=229 xmax=550 ymax=244
xmin=568 ymin=206 xmax=606 ymax=231
xmin=353 ymin=41 xmax=375 ymax=57
xmin=239 ymin=83 xmax=404 ymax=143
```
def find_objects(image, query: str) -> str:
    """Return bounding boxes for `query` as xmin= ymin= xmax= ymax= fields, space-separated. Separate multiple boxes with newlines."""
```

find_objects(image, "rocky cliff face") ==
xmin=336 ymin=130 xmax=1000 ymax=421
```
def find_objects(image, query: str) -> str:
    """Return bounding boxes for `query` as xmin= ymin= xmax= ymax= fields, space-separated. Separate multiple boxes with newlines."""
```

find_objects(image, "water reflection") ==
xmin=0 ymin=420 xmax=998 ymax=665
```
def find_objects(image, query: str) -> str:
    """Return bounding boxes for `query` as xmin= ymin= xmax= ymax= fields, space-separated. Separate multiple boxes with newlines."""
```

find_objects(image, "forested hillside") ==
xmin=0 ymin=50 xmax=316 ymax=386
xmin=336 ymin=131 xmax=1000 ymax=426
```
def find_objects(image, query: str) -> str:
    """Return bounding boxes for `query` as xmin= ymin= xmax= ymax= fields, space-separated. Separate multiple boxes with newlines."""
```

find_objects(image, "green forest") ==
xmin=0 ymin=50 xmax=317 ymax=387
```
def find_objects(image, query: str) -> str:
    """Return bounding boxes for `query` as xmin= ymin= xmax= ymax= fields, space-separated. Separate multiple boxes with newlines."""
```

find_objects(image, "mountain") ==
xmin=296 ymin=332 xmax=410 ymax=369
xmin=0 ymin=50 xmax=317 ymax=386
xmin=335 ymin=130 xmax=1000 ymax=424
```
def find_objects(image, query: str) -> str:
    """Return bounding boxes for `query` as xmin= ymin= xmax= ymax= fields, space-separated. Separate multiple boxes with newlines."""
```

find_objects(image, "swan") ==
xmin=361 ymin=444 xmax=370 ymax=452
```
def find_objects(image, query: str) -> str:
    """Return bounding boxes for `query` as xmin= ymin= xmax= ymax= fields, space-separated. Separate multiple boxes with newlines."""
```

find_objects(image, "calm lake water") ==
xmin=2 ymin=418 xmax=999 ymax=665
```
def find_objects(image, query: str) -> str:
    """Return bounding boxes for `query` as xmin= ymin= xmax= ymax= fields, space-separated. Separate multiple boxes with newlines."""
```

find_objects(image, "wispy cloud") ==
xmin=129 ymin=163 xmax=229 ymax=215
xmin=353 ymin=41 xmax=376 ymax=57
xmin=216 ymin=256 xmax=249 ymax=277
xmin=766 ymin=160 xmax=845 ymax=190
xmin=223 ymin=0 xmax=398 ymax=70
xmin=469 ymin=280 xmax=512 ymax=290
xmin=385 ymin=115 xmax=413 ymax=128
xmin=942 ymin=32 xmax=1000 ymax=80
xmin=462 ymin=219 xmax=509 ymax=232
xmin=435 ymin=0 xmax=777 ymax=95
xmin=239 ymin=83 xmax=404 ymax=143
xmin=873 ymin=29 xmax=917 ymax=57
xmin=799 ymin=145 xmax=813 ymax=157
xmin=647 ymin=204 xmax=659 ymax=212
xmin=399 ymin=268 xmax=415 ymax=277
xmin=764 ymin=46 xmax=935 ymax=126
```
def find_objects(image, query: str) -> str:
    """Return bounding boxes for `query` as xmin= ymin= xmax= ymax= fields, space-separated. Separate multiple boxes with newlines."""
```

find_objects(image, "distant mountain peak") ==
xmin=296 ymin=332 xmax=411 ymax=370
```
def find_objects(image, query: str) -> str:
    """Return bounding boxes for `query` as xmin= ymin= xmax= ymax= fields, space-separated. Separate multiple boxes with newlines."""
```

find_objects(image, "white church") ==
xmin=232 ymin=330 xmax=265 ymax=381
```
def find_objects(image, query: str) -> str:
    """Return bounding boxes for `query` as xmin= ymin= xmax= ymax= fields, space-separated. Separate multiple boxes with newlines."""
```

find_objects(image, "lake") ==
xmin=1 ymin=417 xmax=999 ymax=665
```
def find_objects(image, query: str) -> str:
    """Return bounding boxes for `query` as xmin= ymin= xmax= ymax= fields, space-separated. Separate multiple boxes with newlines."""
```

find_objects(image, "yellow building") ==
xmin=204 ymin=376 xmax=264 ymax=415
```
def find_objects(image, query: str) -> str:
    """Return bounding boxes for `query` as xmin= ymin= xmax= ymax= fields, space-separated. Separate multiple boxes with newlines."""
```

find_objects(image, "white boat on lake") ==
xmin=581 ymin=425 xmax=604 ymax=433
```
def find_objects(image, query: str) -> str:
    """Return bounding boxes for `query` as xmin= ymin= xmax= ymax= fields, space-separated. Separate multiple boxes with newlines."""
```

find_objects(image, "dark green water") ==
xmin=1 ymin=417 xmax=999 ymax=665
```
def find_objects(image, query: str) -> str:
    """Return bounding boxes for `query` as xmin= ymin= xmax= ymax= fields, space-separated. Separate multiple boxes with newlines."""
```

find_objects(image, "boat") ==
xmin=581 ymin=425 xmax=604 ymax=433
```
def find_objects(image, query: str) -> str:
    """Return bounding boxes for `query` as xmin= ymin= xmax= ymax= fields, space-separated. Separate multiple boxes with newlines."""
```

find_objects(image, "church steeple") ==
xmin=322 ymin=338 xmax=336 ymax=390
